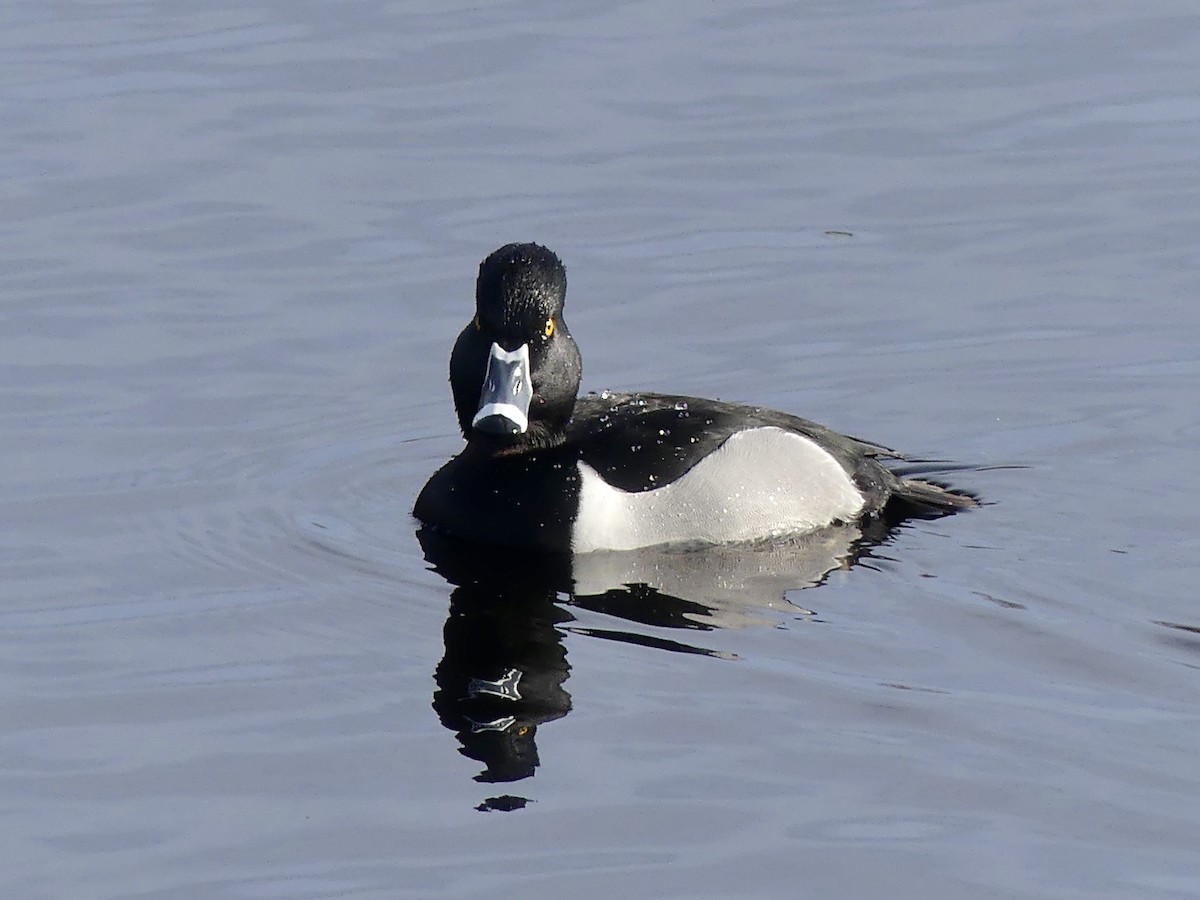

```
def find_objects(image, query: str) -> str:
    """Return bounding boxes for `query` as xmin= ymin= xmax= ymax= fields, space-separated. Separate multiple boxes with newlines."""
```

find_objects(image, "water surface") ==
xmin=3 ymin=1 xmax=1200 ymax=897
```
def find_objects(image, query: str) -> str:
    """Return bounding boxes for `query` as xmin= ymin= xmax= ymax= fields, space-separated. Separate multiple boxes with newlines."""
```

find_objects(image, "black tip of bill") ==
xmin=472 ymin=342 xmax=533 ymax=436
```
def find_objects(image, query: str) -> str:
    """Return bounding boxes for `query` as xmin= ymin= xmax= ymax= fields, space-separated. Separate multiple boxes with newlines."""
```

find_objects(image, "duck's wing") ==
xmin=567 ymin=392 xmax=740 ymax=493
xmin=567 ymin=391 xmax=977 ymax=519
xmin=568 ymin=391 xmax=893 ymax=492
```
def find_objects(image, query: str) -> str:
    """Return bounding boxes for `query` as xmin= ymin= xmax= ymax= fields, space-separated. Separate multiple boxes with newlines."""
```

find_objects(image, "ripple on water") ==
xmin=0 ymin=402 xmax=439 ymax=633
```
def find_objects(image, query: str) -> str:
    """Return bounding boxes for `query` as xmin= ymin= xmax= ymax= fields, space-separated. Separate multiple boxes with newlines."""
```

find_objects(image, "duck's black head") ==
xmin=449 ymin=243 xmax=582 ymax=449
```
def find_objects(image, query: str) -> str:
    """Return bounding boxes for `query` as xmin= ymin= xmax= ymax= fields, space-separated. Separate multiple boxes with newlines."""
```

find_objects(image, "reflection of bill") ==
xmin=420 ymin=520 xmax=888 ymax=810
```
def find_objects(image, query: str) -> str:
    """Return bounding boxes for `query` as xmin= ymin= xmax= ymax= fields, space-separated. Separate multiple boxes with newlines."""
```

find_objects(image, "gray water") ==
xmin=4 ymin=1 xmax=1200 ymax=897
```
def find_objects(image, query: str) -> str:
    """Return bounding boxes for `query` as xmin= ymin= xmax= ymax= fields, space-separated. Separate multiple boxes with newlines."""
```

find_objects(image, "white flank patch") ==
xmin=571 ymin=426 xmax=866 ymax=553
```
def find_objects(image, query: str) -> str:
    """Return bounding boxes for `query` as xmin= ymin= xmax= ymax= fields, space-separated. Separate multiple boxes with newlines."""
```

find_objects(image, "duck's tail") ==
xmin=888 ymin=476 xmax=980 ymax=518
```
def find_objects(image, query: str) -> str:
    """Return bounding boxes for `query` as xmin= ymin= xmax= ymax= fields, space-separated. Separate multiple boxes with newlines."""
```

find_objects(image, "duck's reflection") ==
xmin=427 ymin=535 xmax=573 ymax=790
xmin=421 ymin=521 xmax=890 ymax=808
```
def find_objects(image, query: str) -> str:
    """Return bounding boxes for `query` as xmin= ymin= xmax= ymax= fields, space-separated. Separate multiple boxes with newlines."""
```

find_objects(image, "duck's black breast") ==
xmin=566 ymin=391 xmax=892 ymax=498
xmin=413 ymin=443 xmax=583 ymax=552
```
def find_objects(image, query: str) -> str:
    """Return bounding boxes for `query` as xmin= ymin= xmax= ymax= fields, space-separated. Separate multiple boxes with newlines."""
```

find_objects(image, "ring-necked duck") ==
xmin=415 ymin=243 xmax=975 ymax=552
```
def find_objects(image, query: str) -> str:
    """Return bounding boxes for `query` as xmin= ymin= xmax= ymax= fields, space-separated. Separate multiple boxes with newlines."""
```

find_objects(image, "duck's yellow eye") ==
xmin=543 ymin=318 xmax=555 ymax=339
xmin=472 ymin=314 xmax=481 ymax=331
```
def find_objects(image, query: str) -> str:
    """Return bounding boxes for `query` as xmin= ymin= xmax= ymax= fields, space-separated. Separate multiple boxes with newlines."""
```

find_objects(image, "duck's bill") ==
xmin=472 ymin=342 xmax=533 ymax=435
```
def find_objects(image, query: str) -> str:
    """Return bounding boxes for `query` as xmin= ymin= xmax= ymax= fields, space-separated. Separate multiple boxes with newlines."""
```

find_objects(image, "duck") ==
xmin=414 ymin=243 xmax=975 ymax=553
